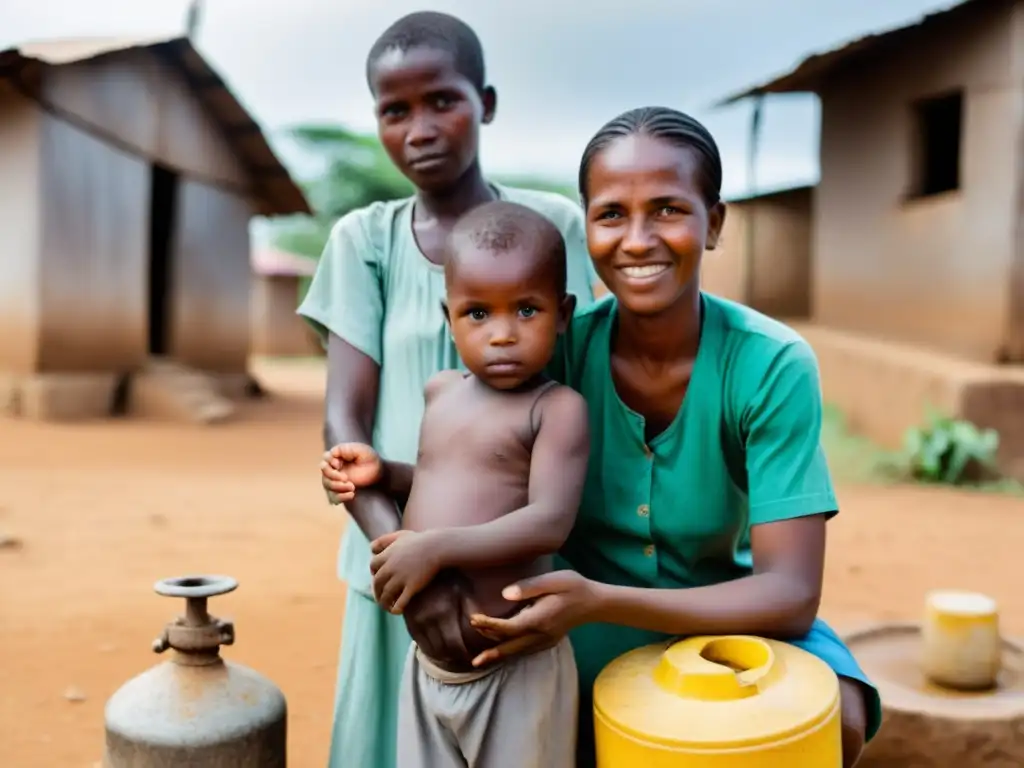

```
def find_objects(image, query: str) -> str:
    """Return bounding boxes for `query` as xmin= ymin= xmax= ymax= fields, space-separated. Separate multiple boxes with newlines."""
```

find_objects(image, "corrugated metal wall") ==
xmin=0 ymin=83 xmax=42 ymax=374
xmin=24 ymin=46 xmax=255 ymax=374
xmin=36 ymin=114 xmax=149 ymax=372
xmin=41 ymin=47 xmax=249 ymax=188
xmin=171 ymin=180 xmax=251 ymax=372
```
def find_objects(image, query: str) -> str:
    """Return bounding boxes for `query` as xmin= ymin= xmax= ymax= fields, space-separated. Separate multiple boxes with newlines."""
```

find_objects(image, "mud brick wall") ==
xmin=794 ymin=324 xmax=1024 ymax=480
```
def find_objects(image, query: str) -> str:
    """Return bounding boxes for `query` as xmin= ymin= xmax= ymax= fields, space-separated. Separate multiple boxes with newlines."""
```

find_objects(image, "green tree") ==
xmin=268 ymin=123 xmax=414 ymax=259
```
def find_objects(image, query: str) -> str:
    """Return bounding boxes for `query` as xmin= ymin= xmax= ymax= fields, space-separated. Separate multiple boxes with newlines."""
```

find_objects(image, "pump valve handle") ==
xmin=151 ymin=575 xmax=239 ymax=655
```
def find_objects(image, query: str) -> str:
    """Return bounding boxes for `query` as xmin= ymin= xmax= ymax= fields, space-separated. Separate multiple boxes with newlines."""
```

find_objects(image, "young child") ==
xmin=321 ymin=200 xmax=590 ymax=767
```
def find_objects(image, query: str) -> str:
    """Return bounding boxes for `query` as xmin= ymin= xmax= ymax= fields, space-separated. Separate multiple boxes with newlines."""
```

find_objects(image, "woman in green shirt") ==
xmin=467 ymin=107 xmax=883 ymax=767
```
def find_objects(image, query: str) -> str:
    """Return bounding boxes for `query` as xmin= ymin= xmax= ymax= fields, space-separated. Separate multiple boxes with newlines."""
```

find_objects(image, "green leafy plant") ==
xmin=901 ymin=407 xmax=1000 ymax=485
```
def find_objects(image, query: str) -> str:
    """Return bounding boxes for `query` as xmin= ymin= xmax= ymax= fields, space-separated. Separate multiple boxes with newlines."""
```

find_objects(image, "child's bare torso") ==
xmin=403 ymin=373 xmax=555 ymax=653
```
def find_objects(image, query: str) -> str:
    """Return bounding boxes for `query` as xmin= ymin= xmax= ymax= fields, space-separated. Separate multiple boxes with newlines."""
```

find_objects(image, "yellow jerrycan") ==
xmin=593 ymin=635 xmax=843 ymax=767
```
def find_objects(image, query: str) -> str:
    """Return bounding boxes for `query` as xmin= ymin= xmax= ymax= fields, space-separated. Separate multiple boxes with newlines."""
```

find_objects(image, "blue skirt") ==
xmin=791 ymin=617 xmax=882 ymax=740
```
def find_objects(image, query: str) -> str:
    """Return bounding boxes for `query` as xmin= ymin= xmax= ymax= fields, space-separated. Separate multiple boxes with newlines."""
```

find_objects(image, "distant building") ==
xmin=703 ymin=184 xmax=813 ymax=320
xmin=720 ymin=0 xmax=1024 ymax=363
xmin=0 ymin=36 xmax=310 ymax=420
xmin=251 ymin=247 xmax=321 ymax=358
xmin=719 ymin=0 xmax=1024 ymax=479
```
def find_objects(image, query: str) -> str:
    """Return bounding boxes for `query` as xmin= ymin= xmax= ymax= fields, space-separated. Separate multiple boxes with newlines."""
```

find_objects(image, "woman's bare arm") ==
xmin=592 ymin=514 xmax=826 ymax=638
xmin=469 ymin=513 xmax=828 ymax=669
xmin=324 ymin=333 xmax=401 ymax=541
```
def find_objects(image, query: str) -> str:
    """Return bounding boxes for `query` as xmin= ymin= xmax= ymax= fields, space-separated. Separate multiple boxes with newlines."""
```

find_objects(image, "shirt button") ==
xmin=637 ymin=504 xmax=650 ymax=517
xmin=644 ymin=544 xmax=655 ymax=557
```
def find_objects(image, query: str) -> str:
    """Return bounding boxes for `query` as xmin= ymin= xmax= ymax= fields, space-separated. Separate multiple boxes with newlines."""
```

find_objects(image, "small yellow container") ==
xmin=921 ymin=589 xmax=1001 ymax=690
xmin=593 ymin=635 xmax=843 ymax=767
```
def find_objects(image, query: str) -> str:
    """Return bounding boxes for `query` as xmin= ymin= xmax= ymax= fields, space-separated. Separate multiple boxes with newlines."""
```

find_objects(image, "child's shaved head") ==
xmin=446 ymin=201 xmax=567 ymax=295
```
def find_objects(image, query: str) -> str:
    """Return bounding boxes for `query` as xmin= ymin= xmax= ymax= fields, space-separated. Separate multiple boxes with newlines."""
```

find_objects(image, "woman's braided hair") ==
xmin=578 ymin=106 xmax=723 ymax=208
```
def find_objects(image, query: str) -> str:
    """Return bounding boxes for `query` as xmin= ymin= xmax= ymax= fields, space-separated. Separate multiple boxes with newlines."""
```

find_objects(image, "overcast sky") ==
xmin=3 ymin=0 xmax=960 ymax=199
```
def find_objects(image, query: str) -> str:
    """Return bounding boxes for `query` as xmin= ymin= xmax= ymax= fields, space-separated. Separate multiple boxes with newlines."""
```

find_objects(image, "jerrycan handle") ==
xmin=653 ymin=636 xmax=775 ymax=701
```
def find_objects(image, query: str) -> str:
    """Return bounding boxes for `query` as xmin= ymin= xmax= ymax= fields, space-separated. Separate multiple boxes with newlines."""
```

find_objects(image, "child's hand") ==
xmin=320 ymin=452 xmax=356 ymax=503
xmin=321 ymin=442 xmax=383 ymax=504
xmin=320 ymin=442 xmax=381 ymax=503
xmin=369 ymin=530 xmax=444 ymax=615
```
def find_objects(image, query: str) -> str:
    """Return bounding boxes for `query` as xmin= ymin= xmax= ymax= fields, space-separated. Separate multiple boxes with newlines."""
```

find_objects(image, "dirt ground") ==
xmin=1 ymin=358 xmax=1022 ymax=768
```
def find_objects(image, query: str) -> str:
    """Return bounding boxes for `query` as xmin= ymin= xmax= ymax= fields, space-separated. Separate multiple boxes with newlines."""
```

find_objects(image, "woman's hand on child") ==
xmin=468 ymin=570 xmax=601 ymax=667
xmin=369 ymin=530 xmax=444 ymax=615
xmin=320 ymin=442 xmax=383 ymax=503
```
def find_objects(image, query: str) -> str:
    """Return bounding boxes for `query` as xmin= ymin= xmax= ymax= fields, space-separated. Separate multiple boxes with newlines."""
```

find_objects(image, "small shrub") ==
xmin=901 ymin=407 xmax=1000 ymax=485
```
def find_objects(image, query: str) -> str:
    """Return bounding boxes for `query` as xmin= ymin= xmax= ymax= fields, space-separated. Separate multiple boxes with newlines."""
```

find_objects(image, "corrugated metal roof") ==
xmin=251 ymin=246 xmax=318 ymax=278
xmin=714 ymin=0 xmax=988 ymax=106
xmin=0 ymin=35 xmax=311 ymax=216
xmin=8 ymin=35 xmax=174 ymax=65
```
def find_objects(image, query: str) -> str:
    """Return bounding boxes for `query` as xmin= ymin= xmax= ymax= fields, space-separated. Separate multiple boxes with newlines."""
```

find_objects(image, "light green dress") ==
xmin=297 ymin=184 xmax=596 ymax=768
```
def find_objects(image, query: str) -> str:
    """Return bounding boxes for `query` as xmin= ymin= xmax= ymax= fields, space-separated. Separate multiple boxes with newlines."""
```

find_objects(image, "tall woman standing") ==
xmin=297 ymin=12 xmax=597 ymax=768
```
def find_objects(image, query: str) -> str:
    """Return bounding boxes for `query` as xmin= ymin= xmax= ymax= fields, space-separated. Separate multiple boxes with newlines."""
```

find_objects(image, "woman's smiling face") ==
xmin=583 ymin=133 xmax=725 ymax=317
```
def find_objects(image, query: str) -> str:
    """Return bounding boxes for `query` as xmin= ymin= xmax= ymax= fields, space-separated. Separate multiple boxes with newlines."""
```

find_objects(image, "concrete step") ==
xmin=792 ymin=323 xmax=1024 ymax=479
xmin=130 ymin=360 xmax=235 ymax=425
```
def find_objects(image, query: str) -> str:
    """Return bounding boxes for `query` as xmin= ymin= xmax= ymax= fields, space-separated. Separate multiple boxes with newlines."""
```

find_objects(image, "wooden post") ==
xmin=186 ymin=0 xmax=204 ymax=40
xmin=743 ymin=95 xmax=764 ymax=308
xmin=1006 ymin=86 xmax=1024 ymax=361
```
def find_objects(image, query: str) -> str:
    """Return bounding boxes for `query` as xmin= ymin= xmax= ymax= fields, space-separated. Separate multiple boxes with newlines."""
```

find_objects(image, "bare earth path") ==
xmin=1 ymin=359 xmax=1021 ymax=767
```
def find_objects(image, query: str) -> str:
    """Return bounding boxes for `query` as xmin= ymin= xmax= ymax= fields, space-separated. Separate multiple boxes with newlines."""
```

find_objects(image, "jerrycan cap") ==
xmin=592 ymin=635 xmax=842 ymax=750
xmin=654 ymin=636 xmax=775 ymax=700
